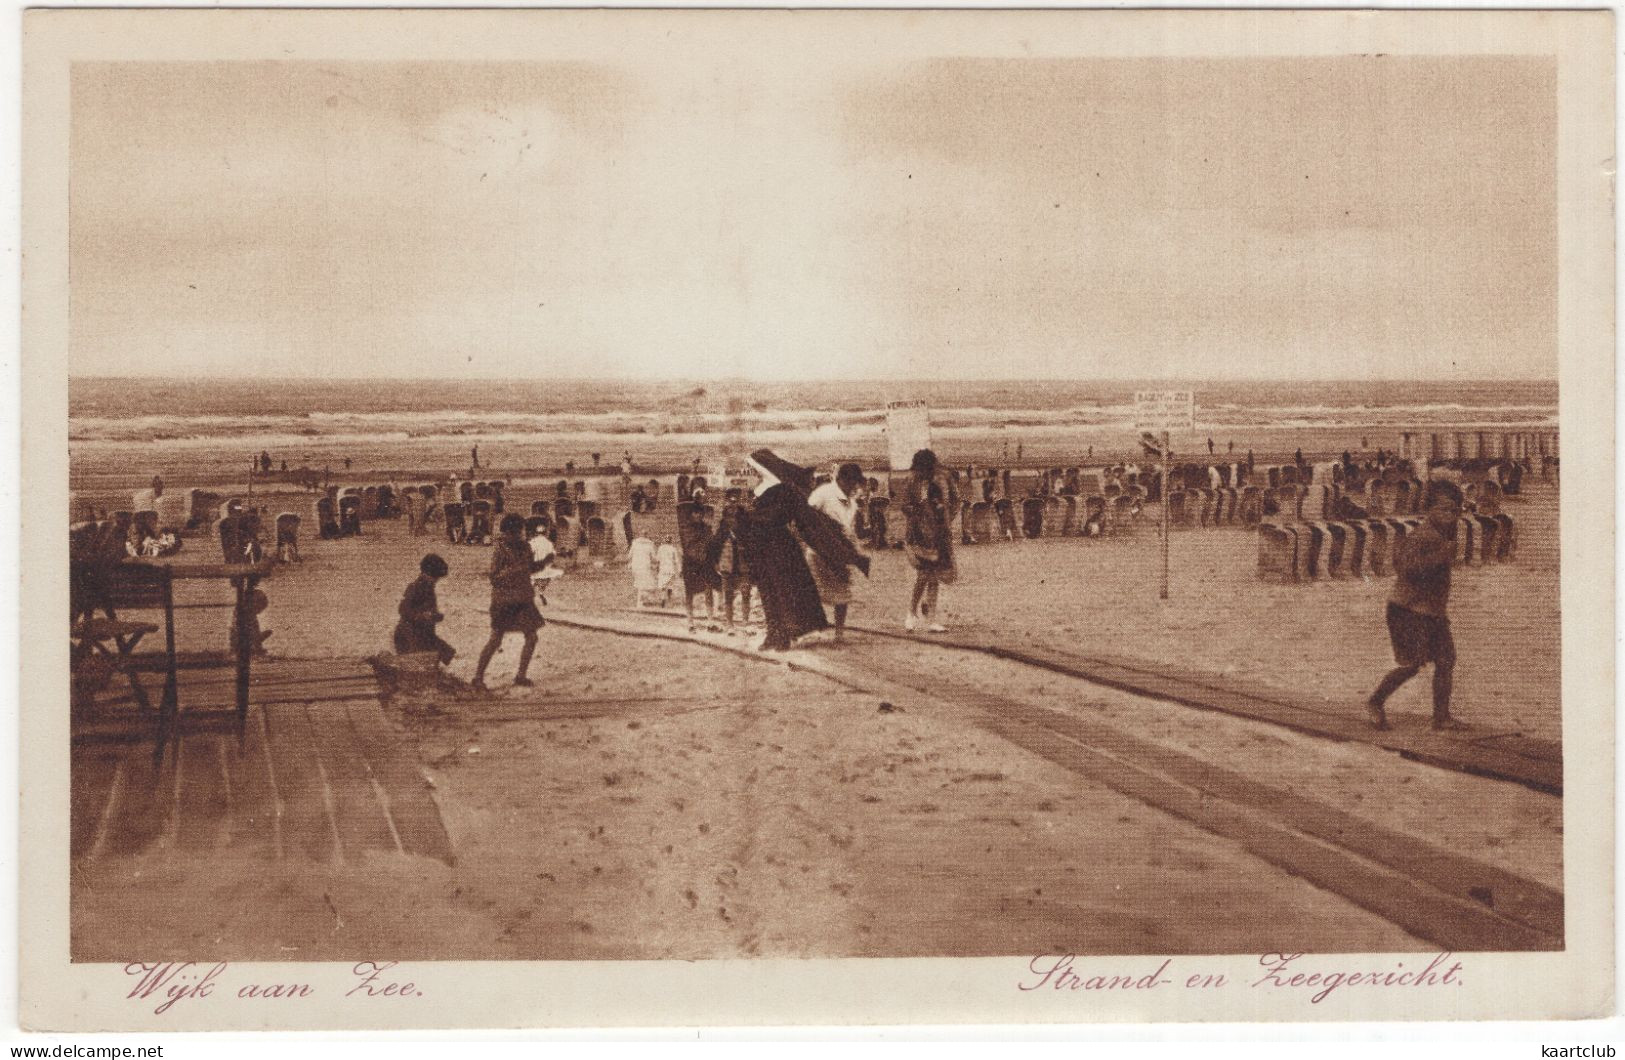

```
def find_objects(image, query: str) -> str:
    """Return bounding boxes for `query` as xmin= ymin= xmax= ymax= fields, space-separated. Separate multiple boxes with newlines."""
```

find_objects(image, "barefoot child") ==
xmin=655 ymin=536 xmax=681 ymax=608
xmin=392 ymin=553 xmax=455 ymax=665
xmin=716 ymin=494 xmax=754 ymax=633
xmin=1366 ymin=481 xmax=1466 ymax=731
xmin=526 ymin=517 xmax=561 ymax=601
xmin=629 ymin=532 xmax=658 ymax=608
xmin=680 ymin=504 xmax=722 ymax=632
xmin=473 ymin=514 xmax=547 ymax=691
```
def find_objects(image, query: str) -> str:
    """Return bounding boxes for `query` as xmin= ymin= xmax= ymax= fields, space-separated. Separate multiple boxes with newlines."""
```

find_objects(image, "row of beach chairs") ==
xmin=1256 ymin=514 xmax=1518 ymax=583
xmin=1162 ymin=479 xmax=1433 ymax=529
xmin=853 ymin=492 xmax=1146 ymax=549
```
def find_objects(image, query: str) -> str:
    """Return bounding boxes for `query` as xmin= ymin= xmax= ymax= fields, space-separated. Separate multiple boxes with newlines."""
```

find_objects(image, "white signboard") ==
xmin=884 ymin=400 xmax=932 ymax=471
xmin=705 ymin=462 xmax=761 ymax=490
xmin=1133 ymin=390 xmax=1195 ymax=432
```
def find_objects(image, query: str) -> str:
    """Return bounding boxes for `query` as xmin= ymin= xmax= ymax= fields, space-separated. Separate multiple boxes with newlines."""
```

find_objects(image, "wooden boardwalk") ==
xmin=602 ymin=608 xmax=1561 ymax=794
xmin=551 ymin=609 xmax=1563 ymax=952
xmin=71 ymin=658 xmax=454 ymax=865
xmin=847 ymin=625 xmax=1563 ymax=795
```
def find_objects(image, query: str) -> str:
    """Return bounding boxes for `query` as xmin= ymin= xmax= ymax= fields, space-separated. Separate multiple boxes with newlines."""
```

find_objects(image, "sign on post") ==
xmin=1132 ymin=390 xmax=1195 ymax=432
xmin=706 ymin=462 xmax=761 ymax=491
xmin=1133 ymin=390 xmax=1196 ymax=601
xmin=885 ymin=400 xmax=932 ymax=472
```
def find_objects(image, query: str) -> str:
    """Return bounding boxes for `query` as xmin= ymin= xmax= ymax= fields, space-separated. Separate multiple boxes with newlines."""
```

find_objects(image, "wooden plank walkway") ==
xmin=71 ymin=657 xmax=453 ymax=865
xmin=551 ymin=609 xmax=1563 ymax=952
xmin=604 ymin=608 xmax=1561 ymax=794
xmin=849 ymin=625 xmax=1563 ymax=795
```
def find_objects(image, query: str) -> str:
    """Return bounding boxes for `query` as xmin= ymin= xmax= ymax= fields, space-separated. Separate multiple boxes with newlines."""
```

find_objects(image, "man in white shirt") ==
xmin=806 ymin=462 xmax=864 ymax=641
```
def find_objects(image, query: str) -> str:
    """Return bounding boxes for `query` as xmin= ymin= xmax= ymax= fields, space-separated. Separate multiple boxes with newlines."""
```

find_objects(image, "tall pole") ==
xmin=1160 ymin=429 xmax=1170 ymax=601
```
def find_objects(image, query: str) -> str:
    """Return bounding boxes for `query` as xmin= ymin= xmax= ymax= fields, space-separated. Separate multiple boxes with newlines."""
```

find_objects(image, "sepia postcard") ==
xmin=19 ymin=8 xmax=1616 ymax=1031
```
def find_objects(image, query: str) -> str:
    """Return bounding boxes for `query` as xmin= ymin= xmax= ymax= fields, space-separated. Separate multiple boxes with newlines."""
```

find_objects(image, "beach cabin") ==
xmin=153 ymin=493 xmax=189 ymax=532
xmin=275 ymin=513 xmax=301 ymax=563
xmin=587 ymin=516 xmax=611 ymax=559
xmin=443 ymin=501 xmax=467 ymax=544
xmin=1257 ymin=523 xmax=1298 ymax=582
xmin=468 ymin=500 xmax=494 ymax=545
xmin=1042 ymin=496 xmax=1063 ymax=537
xmin=1021 ymin=498 xmax=1044 ymax=538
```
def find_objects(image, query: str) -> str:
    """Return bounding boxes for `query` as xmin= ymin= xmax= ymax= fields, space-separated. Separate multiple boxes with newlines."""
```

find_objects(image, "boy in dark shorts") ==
xmin=1366 ymin=480 xmax=1466 ymax=731
xmin=679 ymin=503 xmax=722 ymax=633
xmin=716 ymin=492 xmax=754 ymax=634
xmin=393 ymin=553 xmax=455 ymax=665
xmin=473 ymin=514 xmax=547 ymax=691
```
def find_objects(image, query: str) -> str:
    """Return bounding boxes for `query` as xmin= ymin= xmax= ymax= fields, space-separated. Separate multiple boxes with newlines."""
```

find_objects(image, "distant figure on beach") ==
xmin=1228 ymin=441 xmax=1234 ymax=454
xmin=403 ymin=487 xmax=421 ymax=534
xmin=737 ymin=448 xmax=869 ymax=652
xmin=807 ymin=463 xmax=865 ymax=642
xmin=472 ymin=514 xmax=547 ymax=692
xmin=1247 ymin=449 xmax=1255 ymax=472
xmin=591 ymin=452 xmax=601 ymax=469
xmin=902 ymin=449 xmax=956 ymax=634
xmin=261 ymin=450 xmax=272 ymax=473
xmin=629 ymin=533 xmax=658 ymax=608
xmin=344 ymin=456 xmax=352 ymax=471
xmin=1365 ymin=481 xmax=1466 ymax=732
xmin=280 ymin=459 xmax=287 ymax=472
xmin=1087 ymin=446 xmax=1093 ymax=461
xmin=622 ymin=454 xmax=633 ymax=477
xmin=1294 ymin=449 xmax=1303 ymax=468
xmin=471 ymin=445 xmax=480 ymax=469
xmin=1016 ymin=443 xmax=1024 ymax=463
xmin=1207 ymin=437 xmax=1214 ymax=455
xmin=656 ymin=536 xmax=681 ymax=608
xmin=393 ymin=554 xmax=455 ymax=666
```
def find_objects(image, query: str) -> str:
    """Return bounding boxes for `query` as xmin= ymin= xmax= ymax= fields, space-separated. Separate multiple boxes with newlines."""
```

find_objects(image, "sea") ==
xmin=66 ymin=376 xmax=1557 ymax=501
xmin=70 ymin=378 xmax=1557 ymax=447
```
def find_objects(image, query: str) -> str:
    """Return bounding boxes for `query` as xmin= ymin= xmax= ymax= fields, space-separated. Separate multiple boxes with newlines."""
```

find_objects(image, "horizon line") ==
xmin=67 ymin=374 xmax=1561 ymax=384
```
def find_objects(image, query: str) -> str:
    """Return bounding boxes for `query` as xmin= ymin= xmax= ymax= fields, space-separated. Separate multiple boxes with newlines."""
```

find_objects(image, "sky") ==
xmin=68 ymin=51 xmax=1557 ymax=381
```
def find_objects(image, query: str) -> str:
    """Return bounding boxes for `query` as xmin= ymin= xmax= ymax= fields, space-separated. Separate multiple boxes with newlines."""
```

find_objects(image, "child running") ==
xmin=473 ymin=514 xmax=547 ymax=692
xmin=1365 ymin=481 xmax=1467 ymax=731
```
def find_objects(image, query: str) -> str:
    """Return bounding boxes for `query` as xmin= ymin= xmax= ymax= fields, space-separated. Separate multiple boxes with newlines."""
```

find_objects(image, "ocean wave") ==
xmin=68 ymin=404 xmax=1558 ymax=448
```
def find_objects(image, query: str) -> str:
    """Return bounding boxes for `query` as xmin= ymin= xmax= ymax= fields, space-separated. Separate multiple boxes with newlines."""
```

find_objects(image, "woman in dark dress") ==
xmin=738 ymin=449 xmax=870 ymax=651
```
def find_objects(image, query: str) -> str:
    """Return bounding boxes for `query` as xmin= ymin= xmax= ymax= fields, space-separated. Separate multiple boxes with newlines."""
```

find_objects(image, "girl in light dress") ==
xmin=629 ymin=534 xmax=658 ymax=608
xmin=655 ymin=536 xmax=681 ymax=608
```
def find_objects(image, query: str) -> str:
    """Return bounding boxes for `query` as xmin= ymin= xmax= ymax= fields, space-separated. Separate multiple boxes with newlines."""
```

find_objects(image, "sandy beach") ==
xmin=69 ymin=430 xmax=1562 ymax=961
